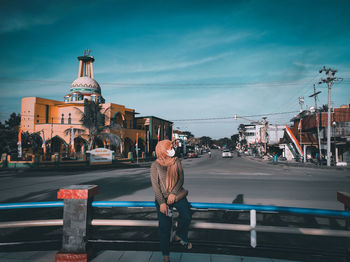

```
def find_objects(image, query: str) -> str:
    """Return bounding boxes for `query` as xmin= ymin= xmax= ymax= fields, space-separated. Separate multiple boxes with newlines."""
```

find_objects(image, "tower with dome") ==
xmin=64 ymin=49 xmax=105 ymax=104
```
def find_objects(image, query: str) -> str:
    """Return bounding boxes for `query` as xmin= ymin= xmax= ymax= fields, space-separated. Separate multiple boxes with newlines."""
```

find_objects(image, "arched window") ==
xmin=91 ymin=95 xmax=97 ymax=102
xmin=61 ymin=114 xmax=64 ymax=124
xmin=72 ymin=93 xmax=78 ymax=101
xmin=68 ymin=113 xmax=71 ymax=124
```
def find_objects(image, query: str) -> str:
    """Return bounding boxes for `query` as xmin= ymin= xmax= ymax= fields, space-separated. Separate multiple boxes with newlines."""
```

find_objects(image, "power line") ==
xmin=15 ymin=110 xmax=300 ymax=124
xmin=1 ymin=76 xmax=348 ymax=89
xmin=171 ymin=111 xmax=298 ymax=122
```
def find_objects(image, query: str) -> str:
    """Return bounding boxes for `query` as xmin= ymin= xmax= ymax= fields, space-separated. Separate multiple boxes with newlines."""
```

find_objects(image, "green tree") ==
xmin=217 ymin=137 xmax=234 ymax=150
xmin=231 ymin=134 xmax=239 ymax=148
xmin=319 ymin=104 xmax=328 ymax=112
xmin=76 ymin=100 xmax=106 ymax=150
xmin=6 ymin=113 xmax=21 ymax=129
xmin=199 ymin=136 xmax=213 ymax=148
xmin=0 ymin=113 xmax=21 ymax=155
xmin=182 ymin=131 xmax=194 ymax=138
xmin=75 ymin=100 xmax=121 ymax=150
xmin=21 ymin=131 xmax=43 ymax=154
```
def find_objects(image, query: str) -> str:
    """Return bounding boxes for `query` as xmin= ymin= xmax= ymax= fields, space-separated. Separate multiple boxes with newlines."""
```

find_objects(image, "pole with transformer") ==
xmin=318 ymin=66 xmax=342 ymax=166
xmin=309 ymin=85 xmax=322 ymax=162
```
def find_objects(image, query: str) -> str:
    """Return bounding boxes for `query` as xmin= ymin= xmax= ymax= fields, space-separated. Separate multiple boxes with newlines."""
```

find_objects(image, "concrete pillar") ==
xmin=90 ymin=62 xmax=94 ymax=79
xmin=55 ymin=185 xmax=98 ymax=262
xmin=78 ymin=61 xmax=83 ymax=78
xmin=303 ymin=145 xmax=307 ymax=163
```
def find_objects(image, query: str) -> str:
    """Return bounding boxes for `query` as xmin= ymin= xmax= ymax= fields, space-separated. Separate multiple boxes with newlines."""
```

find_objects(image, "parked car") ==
xmin=222 ymin=149 xmax=233 ymax=158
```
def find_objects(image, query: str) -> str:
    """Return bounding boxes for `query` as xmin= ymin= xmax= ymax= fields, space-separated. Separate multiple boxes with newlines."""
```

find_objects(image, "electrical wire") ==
xmin=1 ymin=76 xmax=348 ymax=89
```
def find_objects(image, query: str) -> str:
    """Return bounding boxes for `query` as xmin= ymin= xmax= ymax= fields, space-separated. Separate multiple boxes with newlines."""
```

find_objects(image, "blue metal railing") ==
xmin=0 ymin=201 xmax=64 ymax=210
xmin=1 ymin=201 xmax=349 ymax=218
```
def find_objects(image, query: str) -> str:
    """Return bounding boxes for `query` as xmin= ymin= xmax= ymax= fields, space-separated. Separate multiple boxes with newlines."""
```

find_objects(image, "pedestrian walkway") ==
xmin=0 ymin=250 xmax=299 ymax=262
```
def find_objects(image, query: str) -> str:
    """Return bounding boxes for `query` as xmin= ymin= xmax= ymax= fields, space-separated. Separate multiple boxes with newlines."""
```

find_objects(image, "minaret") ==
xmin=77 ymin=49 xmax=95 ymax=78
xmin=65 ymin=50 xmax=104 ymax=104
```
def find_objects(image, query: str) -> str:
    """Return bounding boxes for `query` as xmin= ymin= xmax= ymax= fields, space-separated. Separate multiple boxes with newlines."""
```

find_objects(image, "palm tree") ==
xmin=64 ymin=127 xmax=86 ymax=154
xmin=99 ymin=133 xmax=122 ymax=148
xmin=105 ymin=111 xmax=125 ymax=154
xmin=74 ymin=100 xmax=106 ymax=150
xmin=75 ymin=100 xmax=122 ymax=150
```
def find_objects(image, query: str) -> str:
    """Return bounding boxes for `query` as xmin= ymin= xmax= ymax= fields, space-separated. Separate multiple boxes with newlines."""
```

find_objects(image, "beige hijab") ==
xmin=155 ymin=140 xmax=178 ymax=192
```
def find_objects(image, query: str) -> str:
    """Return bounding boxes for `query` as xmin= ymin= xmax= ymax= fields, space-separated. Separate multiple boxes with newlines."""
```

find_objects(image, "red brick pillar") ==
xmin=55 ymin=185 xmax=98 ymax=262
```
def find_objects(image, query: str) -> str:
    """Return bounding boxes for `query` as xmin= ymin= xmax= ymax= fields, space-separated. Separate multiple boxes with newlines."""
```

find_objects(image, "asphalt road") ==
xmin=1 ymin=151 xmax=350 ymax=261
xmin=0 ymin=149 xmax=349 ymax=210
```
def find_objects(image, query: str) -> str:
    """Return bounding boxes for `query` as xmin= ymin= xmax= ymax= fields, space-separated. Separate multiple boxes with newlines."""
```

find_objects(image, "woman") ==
xmin=150 ymin=139 xmax=192 ymax=262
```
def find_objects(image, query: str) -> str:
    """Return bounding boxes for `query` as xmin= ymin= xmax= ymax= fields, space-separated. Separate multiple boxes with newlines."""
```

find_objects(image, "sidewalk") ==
xmin=245 ymin=155 xmax=350 ymax=170
xmin=0 ymin=250 xmax=299 ymax=262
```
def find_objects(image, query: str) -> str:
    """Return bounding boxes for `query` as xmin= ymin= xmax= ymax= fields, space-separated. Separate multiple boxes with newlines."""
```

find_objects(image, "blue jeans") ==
xmin=155 ymin=197 xmax=192 ymax=256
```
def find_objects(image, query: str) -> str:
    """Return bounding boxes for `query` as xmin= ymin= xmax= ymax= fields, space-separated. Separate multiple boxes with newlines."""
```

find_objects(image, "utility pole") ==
xmin=309 ymin=85 xmax=322 ymax=162
xmin=262 ymin=117 xmax=267 ymax=154
xmin=318 ymin=66 xmax=342 ymax=166
xmin=298 ymin=97 xmax=304 ymax=161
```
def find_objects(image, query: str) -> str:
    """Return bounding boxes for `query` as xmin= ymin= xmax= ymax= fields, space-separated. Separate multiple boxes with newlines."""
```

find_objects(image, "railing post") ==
xmin=55 ymin=185 xmax=98 ymax=262
xmin=250 ymin=209 xmax=257 ymax=248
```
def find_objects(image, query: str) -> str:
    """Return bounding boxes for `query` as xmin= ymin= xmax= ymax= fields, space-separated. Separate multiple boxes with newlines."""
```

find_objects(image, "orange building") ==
xmin=20 ymin=50 xmax=146 ymax=158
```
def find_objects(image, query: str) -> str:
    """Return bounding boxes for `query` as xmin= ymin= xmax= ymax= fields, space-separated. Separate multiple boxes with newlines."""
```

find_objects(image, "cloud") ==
xmin=0 ymin=15 xmax=60 ymax=34
xmin=181 ymin=28 xmax=266 ymax=50
xmin=0 ymin=1 xmax=88 ymax=34
xmin=293 ymin=62 xmax=318 ymax=69
xmin=96 ymin=51 xmax=235 ymax=74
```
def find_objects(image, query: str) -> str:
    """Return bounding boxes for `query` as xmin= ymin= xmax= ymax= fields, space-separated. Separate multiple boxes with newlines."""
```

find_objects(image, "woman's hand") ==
xmin=160 ymin=203 xmax=168 ymax=215
xmin=167 ymin=193 xmax=176 ymax=205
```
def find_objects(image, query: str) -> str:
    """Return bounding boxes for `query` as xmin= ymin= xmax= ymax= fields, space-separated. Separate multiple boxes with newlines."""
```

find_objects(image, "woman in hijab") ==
xmin=150 ymin=139 xmax=192 ymax=262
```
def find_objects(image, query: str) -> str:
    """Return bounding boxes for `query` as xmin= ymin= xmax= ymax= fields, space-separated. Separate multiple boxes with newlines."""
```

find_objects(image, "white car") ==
xmin=222 ymin=149 xmax=233 ymax=158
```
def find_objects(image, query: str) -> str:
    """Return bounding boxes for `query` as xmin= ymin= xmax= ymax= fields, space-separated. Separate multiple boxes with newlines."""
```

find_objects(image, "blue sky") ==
xmin=1 ymin=0 xmax=349 ymax=138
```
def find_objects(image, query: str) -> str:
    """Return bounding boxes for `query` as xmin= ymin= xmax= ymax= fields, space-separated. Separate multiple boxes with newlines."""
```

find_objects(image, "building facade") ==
xmin=287 ymin=105 xmax=350 ymax=164
xmin=136 ymin=116 xmax=173 ymax=155
xmin=238 ymin=123 xmax=285 ymax=156
xmin=20 ymin=51 xmax=172 ymax=158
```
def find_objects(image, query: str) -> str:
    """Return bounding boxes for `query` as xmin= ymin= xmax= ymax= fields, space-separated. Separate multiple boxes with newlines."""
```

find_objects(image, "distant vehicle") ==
xmin=222 ymin=149 xmax=233 ymax=158
xmin=186 ymin=147 xmax=198 ymax=158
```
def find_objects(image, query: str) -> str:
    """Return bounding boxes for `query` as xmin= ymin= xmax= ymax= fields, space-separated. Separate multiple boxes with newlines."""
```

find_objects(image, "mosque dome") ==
xmin=70 ymin=76 xmax=101 ymax=94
